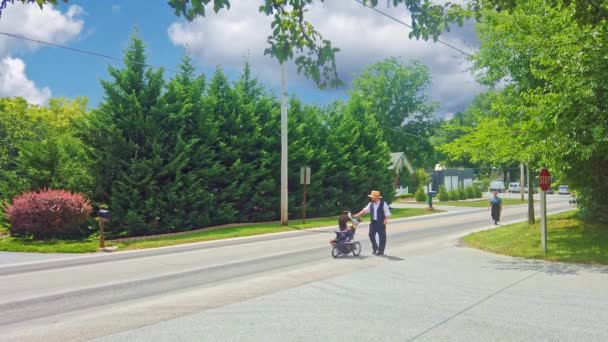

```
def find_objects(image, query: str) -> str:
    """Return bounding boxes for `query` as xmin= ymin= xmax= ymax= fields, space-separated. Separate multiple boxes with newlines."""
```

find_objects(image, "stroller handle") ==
xmin=348 ymin=213 xmax=362 ymax=229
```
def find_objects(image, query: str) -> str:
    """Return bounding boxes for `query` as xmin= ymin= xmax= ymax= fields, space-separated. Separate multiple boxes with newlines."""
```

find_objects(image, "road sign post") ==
xmin=538 ymin=168 xmax=551 ymax=255
xmin=300 ymin=166 xmax=311 ymax=224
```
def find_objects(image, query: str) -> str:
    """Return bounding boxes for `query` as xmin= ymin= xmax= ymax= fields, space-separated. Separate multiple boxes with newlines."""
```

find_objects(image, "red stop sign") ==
xmin=538 ymin=168 xmax=551 ymax=192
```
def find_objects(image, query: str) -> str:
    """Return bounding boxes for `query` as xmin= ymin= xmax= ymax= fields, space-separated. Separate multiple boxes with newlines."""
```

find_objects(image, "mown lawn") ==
xmin=0 ymin=236 xmax=100 ymax=253
xmin=0 ymin=207 xmax=437 ymax=253
xmin=463 ymin=210 xmax=608 ymax=265
xmin=114 ymin=207 xmax=437 ymax=251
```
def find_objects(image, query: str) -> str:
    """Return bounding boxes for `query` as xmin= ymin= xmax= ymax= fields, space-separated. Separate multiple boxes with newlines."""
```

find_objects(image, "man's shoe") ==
xmin=372 ymin=250 xmax=377 ymax=255
xmin=376 ymin=252 xmax=384 ymax=256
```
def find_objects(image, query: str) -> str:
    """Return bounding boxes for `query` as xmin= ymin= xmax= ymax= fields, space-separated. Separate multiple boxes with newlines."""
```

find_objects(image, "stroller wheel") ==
xmin=352 ymin=242 xmax=361 ymax=256
xmin=331 ymin=246 xmax=340 ymax=258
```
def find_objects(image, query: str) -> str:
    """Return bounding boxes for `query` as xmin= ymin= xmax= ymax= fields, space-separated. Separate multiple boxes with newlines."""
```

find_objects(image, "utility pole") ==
xmin=520 ymin=163 xmax=525 ymax=202
xmin=527 ymin=164 xmax=535 ymax=225
xmin=280 ymin=63 xmax=288 ymax=226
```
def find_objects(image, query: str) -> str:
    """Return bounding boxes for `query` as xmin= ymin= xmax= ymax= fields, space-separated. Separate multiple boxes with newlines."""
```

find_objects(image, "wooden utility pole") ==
xmin=527 ymin=165 xmax=535 ymax=225
xmin=520 ymin=163 xmax=525 ymax=202
xmin=280 ymin=63 xmax=288 ymax=226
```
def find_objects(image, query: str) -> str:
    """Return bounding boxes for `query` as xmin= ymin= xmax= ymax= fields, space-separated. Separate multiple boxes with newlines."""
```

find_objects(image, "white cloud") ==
xmin=167 ymin=1 xmax=269 ymax=71
xmin=112 ymin=5 xmax=121 ymax=13
xmin=0 ymin=3 xmax=84 ymax=55
xmin=0 ymin=57 xmax=51 ymax=104
xmin=167 ymin=0 xmax=484 ymax=117
xmin=0 ymin=3 xmax=84 ymax=104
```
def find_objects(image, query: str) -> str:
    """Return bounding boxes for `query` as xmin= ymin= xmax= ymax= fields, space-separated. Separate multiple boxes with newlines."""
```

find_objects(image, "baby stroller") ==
xmin=331 ymin=212 xmax=362 ymax=258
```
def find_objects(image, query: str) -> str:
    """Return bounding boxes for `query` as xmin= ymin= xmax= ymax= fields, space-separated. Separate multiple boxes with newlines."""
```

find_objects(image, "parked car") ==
xmin=558 ymin=185 xmax=570 ymax=195
xmin=508 ymin=182 xmax=521 ymax=193
xmin=524 ymin=186 xmax=537 ymax=193
xmin=490 ymin=180 xmax=505 ymax=193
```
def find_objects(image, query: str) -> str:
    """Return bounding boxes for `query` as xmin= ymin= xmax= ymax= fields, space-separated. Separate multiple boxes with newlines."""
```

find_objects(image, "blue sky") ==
xmin=0 ymin=1 xmax=482 ymax=117
xmin=5 ymin=1 xmax=222 ymax=106
xmin=29 ymin=1 xmax=187 ymax=103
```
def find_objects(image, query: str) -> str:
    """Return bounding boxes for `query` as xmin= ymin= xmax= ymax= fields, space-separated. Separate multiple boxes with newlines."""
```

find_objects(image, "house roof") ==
xmin=389 ymin=152 xmax=415 ymax=173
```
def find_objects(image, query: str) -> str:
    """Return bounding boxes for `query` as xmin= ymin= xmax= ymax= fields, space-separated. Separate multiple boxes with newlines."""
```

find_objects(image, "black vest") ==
xmin=370 ymin=200 xmax=386 ymax=222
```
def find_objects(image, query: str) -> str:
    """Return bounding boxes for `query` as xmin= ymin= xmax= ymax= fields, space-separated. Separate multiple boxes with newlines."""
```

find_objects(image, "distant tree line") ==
xmin=1 ymin=35 xmax=447 ymax=238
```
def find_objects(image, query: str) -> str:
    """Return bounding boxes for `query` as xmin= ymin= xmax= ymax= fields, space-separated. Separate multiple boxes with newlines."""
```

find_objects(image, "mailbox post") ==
xmin=427 ymin=191 xmax=437 ymax=209
xmin=97 ymin=209 xmax=111 ymax=249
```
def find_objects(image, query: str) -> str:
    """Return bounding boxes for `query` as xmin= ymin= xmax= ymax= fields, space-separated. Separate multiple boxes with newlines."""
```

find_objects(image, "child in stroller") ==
xmin=330 ymin=210 xmax=355 ymax=245
xmin=330 ymin=211 xmax=362 ymax=257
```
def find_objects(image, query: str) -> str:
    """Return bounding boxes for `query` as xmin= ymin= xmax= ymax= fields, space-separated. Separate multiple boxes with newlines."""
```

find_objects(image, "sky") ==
xmin=0 ymin=0 xmax=484 ymax=119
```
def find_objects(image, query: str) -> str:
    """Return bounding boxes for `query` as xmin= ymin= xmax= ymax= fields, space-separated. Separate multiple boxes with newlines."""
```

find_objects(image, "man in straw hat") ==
xmin=355 ymin=190 xmax=391 ymax=256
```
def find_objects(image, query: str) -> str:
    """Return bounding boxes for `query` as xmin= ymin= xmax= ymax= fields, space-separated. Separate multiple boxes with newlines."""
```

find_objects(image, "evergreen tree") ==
xmin=231 ymin=62 xmax=281 ymax=222
xmin=84 ymin=33 xmax=167 ymax=236
xmin=287 ymin=97 xmax=332 ymax=217
xmin=325 ymin=95 xmax=395 ymax=211
xmin=160 ymin=54 xmax=216 ymax=231
xmin=203 ymin=67 xmax=241 ymax=224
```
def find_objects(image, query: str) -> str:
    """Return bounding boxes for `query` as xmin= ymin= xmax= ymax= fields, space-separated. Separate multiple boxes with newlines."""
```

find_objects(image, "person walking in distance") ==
xmin=355 ymin=190 xmax=391 ymax=256
xmin=489 ymin=191 xmax=503 ymax=225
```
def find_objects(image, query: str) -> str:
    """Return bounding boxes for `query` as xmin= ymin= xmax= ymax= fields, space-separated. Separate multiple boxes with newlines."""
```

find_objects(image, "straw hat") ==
xmin=368 ymin=190 xmax=382 ymax=199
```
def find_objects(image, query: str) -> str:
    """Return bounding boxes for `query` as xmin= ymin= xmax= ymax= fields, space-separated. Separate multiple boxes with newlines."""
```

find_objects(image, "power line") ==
xmin=0 ymin=31 xmax=179 ymax=73
xmin=352 ymin=0 xmax=474 ymax=58
xmin=379 ymin=124 xmax=429 ymax=140
xmin=2 ymin=2 xmax=475 ymax=76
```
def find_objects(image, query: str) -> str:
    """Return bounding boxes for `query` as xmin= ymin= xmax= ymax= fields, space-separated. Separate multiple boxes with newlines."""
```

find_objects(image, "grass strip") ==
xmin=435 ymin=198 xmax=527 ymax=207
xmin=0 ymin=208 xmax=437 ymax=253
xmin=463 ymin=210 xmax=608 ymax=265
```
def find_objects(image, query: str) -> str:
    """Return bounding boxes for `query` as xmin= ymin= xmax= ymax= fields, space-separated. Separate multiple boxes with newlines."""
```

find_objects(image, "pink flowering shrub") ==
xmin=5 ymin=189 xmax=92 ymax=239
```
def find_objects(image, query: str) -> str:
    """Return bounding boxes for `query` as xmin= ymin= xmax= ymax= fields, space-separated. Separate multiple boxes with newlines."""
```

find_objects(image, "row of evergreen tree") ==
xmin=68 ymin=36 xmax=395 ymax=237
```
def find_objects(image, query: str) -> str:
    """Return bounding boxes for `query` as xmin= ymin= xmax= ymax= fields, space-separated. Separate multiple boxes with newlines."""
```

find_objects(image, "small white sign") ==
xmin=300 ymin=167 xmax=311 ymax=185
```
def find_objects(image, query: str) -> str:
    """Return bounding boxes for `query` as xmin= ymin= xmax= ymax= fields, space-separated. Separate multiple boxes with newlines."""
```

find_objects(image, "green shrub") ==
xmin=449 ymin=190 xmax=459 ymax=201
xmin=474 ymin=185 xmax=483 ymax=198
xmin=438 ymin=185 xmax=449 ymax=202
xmin=410 ymin=168 xmax=431 ymax=193
xmin=458 ymin=187 xmax=466 ymax=200
xmin=415 ymin=187 xmax=427 ymax=202
xmin=465 ymin=186 xmax=475 ymax=199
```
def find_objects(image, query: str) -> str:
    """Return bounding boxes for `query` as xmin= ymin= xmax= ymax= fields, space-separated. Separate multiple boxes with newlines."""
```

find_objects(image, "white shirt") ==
xmin=362 ymin=200 xmax=391 ymax=221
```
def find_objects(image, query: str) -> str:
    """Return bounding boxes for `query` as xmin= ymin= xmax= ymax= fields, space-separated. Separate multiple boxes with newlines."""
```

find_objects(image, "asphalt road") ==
xmin=2 ymin=195 xmax=604 ymax=342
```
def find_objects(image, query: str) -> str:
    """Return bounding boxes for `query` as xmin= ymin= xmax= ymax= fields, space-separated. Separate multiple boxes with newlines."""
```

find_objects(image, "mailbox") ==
xmin=428 ymin=191 xmax=437 ymax=198
xmin=98 ymin=209 xmax=112 ymax=220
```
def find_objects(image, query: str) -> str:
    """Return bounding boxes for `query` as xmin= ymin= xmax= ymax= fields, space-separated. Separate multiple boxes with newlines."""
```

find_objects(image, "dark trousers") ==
xmin=369 ymin=221 xmax=386 ymax=253
xmin=491 ymin=204 xmax=501 ymax=223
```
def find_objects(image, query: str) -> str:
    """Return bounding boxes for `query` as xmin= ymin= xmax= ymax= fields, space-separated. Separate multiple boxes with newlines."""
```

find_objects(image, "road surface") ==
xmin=2 ymin=195 xmax=606 ymax=341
